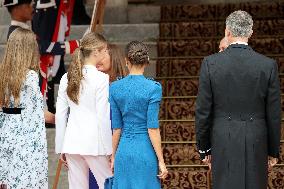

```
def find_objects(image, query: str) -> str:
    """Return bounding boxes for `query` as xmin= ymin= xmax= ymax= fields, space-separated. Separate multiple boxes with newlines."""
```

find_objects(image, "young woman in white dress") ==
xmin=55 ymin=32 xmax=112 ymax=189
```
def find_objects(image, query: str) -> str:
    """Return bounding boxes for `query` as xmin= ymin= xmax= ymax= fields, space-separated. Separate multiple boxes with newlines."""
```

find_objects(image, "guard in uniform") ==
xmin=32 ymin=0 xmax=77 ymax=114
xmin=3 ymin=0 xmax=78 ymax=114
xmin=3 ymin=0 xmax=78 ymax=124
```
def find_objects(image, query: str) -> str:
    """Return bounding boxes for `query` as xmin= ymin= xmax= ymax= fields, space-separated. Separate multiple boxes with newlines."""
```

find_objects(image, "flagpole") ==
xmin=52 ymin=160 xmax=63 ymax=189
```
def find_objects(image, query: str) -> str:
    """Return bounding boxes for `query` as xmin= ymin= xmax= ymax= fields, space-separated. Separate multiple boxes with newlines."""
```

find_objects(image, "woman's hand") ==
xmin=110 ymin=155 xmax=115 ymax=174
xmin=268 ymin=157 xmax=278 ymax=171
xmin=44 ymin=110 xmax=55 ymax=124
xmin=157 ymin=161 xmax=168 ymax=180
xmin=202 ymin=155 xmax=212 ymax=170
xmin=60 ymin=153 xmax=68 ymax=169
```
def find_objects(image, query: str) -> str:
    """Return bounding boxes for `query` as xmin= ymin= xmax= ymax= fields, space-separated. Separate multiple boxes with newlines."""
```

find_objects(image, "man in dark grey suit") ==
xmin=195 ymin=10 xmax=281 ymax=189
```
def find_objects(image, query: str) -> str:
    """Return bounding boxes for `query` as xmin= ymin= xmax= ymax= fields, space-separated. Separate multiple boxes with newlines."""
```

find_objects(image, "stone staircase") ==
xmin=157 ymin=1 xmax=284 ymax=188
xmin=1 ymin=1 xmax=284 ymax=188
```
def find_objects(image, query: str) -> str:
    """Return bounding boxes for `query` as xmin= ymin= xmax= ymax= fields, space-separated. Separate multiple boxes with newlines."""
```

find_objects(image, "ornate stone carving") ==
xmin=158 ymin=39 xmax=217 ymax=57
xmin=163 ymin=143 xmax=201 ymax=165
xmin=162 ymin=168 xmax=210 ymax=189
xmin=160 ymin=19 xmax=284 ymax=39
xmin=160 ymin=121 xmax=284 ymax=142
xmin=160 ymin=121 xmax=195 ymax=141
xmin=160 ymin=98 xmax=196 ymax=120
xmin=157 ymin=59 xmax=203 ymax=77
xmin=158 ymin=38 xmax=284 ymax=57
xmin=268 ymin=167 xmax=284 ymax=189
xmin=160 ymin=96 xmax=284 ymax=120
xmin=161 ymin=2 xmax=284 ymax=22
xmin=157 ymin=58 xmax=284 ymax=77
xmin=157 ymin=78 xmax=199 ymax=96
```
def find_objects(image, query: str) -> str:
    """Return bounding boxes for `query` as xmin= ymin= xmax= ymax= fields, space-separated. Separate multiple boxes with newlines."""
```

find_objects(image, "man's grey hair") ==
xmin=226 ymin=10 xmax=253 ymax=37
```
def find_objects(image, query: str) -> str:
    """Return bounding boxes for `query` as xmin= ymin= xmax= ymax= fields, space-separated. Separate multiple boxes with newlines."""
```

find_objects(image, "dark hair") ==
xmin=125 ymin=41 xmax=149 ymax=66
xmin=108 ymin=44 xmax=128 ymax=82
xmin=7 ymin=5 xmax=16 ymax=13
xmin=6 ymin=0 xmax=32 ymax=13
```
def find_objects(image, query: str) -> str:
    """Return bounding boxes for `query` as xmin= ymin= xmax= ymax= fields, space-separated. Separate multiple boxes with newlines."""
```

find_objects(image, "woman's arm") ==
xmin=44 ymin=110 xmax=55 ymax=124
xmin=109 ymin=86 xmax=123 ymax=171
xmin=96 ymin=74 xmax=112 ymax=155
xmin=112 ymin=129 xmax=121 ymax=157
xmin=148 ymin=128 xmax=164 ymax=163
xmin=110 ymin=129 xmax=121 ymax=172
xmin=147 ymin=83 xmax=168 ymax=179
xmin=55 ymin=74 xmax=69 ymax=154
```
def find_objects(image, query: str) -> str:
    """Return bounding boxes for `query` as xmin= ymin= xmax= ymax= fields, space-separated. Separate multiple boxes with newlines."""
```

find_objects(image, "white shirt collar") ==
xmin=230 ymin=41 xmax=248 ymax=46
xmin=83 ymin=65 xmax=97 ymax=69
xmin=11 ymin=20 xmax=30 ymax=30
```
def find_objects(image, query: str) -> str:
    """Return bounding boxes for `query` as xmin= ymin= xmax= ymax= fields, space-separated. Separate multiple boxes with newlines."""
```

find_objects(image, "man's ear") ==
xmin=249 ymin=30 xmax=253 ymax=38
xmin=225 ymin=28 xmax=230 ymax=38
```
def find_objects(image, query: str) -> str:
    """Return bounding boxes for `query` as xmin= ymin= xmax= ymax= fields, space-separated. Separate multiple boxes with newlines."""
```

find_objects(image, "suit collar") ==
xmin=227 ymin=43 xmax=252 ymax=51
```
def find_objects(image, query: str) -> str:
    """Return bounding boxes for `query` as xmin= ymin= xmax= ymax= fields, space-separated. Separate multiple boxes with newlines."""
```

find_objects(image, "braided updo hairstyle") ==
xmin=125 ymin=41 xmax=150 ymax=66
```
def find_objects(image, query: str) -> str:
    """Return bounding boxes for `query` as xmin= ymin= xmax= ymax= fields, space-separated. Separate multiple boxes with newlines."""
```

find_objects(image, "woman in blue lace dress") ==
xmin=89 ymin=43 xmax=128 ymax=189
xmin=0 ymin=28 xmax=48 ymax=189
xmin=110 ymin=41 xmax=168 ymax=189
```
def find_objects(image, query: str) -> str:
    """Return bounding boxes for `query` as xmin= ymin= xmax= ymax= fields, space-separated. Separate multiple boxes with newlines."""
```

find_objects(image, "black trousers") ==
xmin=46 ymin=57 xmax=66 ymax=114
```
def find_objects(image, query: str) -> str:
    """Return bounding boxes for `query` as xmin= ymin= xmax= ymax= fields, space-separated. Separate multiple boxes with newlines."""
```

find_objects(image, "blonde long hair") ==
xmin=0 ymin=28 xmax=39 ymax=107
xmin=108 ymin=44 xmax=128 ymax=82
xmin=67 ymin=32 xmax=107 ymax=104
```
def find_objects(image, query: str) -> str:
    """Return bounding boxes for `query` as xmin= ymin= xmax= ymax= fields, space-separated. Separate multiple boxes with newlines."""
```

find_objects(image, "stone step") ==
xmin=87 ymin=4 xmax=160 ymax=24
xmin=157 ymin=76 xmax=284 ymax=97
xmin=156 ymin=57 xmax=284 ymax=77
xmin=163 ymin=142 xmax=284 ymax=166
xmin=69 ymin=24 xmax=159 ymax=43
xmin=0 ymin=23 xmax=159 ymax=44
xmin=49 ymin=175 xmax=69 ymax=189
xmin=160 ymin=19 xmax=284 ymax=39
xmin=126 ymin=4 xmax=160 ymax=24
xmin=157 ymin=78 xmax=198 ymax=97
xmin=47 ymin=129 xmax=68 ymax=188
xmin=162 ymin=167 xmax=210 ymax=188
xmin=159 ymin=96 xmax=284 ymax=120
xmin=0 ymin=3 xmax=160 ymax=25
xmin=162 ymin=166 xmax=284 ymax=188
xmin=158 ymin=38 xmax=284 ymax=57
xmin=0 ymin=8 xmax=10 ymax=26
xmin=160 ymin=120 xmax=284 ymax=142
xmin=160 ymin=2 xmax=284 ymax=22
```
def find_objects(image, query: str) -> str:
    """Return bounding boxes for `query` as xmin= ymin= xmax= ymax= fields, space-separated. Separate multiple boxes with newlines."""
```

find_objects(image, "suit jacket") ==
xmin=195 ymin=44 xmax=281 ymax=189
xmin=55 ymin=65 xmax=112 ymax=156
